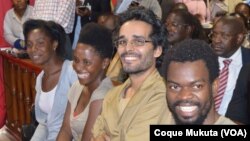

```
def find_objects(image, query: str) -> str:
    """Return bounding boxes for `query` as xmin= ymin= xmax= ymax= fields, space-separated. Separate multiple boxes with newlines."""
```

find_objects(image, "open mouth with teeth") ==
xmin=176 ymin=105 xmax=199 ymax=118
xmin=77 ymin=73 xmax=90 ymax=79
xmin=124 ymin=56 xmax=138 ymax=61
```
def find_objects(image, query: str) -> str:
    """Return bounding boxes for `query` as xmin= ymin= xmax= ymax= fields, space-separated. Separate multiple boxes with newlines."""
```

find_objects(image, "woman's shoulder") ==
xmin=91 ymin=77 xmax=114 ymax=101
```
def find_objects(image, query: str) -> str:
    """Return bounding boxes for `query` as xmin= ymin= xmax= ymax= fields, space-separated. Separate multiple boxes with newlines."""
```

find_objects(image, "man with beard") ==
xmin=92 ymin=7 xmax=171 ymax=141
xmin=210 ymin=15 xmax=250 ymax=124
xmin=163 ymin=39 xmax=235 ymax=125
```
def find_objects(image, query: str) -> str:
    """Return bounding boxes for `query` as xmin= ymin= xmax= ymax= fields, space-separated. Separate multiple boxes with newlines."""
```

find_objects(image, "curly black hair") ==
xmin=114 ymin=7 xmax=168 ymax=68
xmin=78 ymin=22 xmax=114 ymax=59
xmin=114 ymin=7 xmax=167 ymax=50
xmin=162 ymin=39 xmax=219 ymax=83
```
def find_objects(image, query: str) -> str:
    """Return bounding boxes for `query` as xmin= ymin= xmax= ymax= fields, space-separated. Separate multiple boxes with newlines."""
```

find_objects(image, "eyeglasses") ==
xmin=165 ymin=22 xmax=188 ymax=29
xmin=208 ymin=32 xmax=235 ymax=40
xmin=115 ymin=38 xmax=152 ymax=48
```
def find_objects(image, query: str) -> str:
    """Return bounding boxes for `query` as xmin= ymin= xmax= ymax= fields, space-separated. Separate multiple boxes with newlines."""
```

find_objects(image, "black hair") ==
xmin=162 ymin=39 xmax=219 ymax=83
xmin=78 ymin=22 xmax=114 ymax=59
xmin=216 ymin=15 xmax=246 ymax=34
xmin=114 ymin=7 xmax=168 ymax=67
xmin=167 ymin=9 xmax=206 ymax=40
xmin=23 ymin=19 xmax=66 ymax=59
xmin=114 ymin=7 xmax=167 ymax=50
xmin=229 ymin=12 xmax=248 ymax=33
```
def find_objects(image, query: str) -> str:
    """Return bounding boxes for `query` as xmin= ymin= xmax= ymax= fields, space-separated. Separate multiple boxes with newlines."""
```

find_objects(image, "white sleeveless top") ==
xmin=39 ymin=85 xmax=57 ymax=114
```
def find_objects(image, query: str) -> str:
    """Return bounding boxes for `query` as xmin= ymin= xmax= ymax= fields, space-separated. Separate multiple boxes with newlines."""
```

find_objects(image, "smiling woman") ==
xmin=56 ymin=23 xmax=114 ymax=141
xmin=23 ymin=19 xmax=77 ymax=141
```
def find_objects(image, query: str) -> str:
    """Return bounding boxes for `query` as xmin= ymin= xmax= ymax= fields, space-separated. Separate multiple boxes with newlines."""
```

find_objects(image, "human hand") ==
xmin=92 ymin=133 xmax=110 ymax=141
xmin=76 ymin=5 xmax=91 ymax=17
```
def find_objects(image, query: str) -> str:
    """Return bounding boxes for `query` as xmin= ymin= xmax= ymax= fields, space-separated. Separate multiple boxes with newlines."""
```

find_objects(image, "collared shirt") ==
xmin=4 ymin=5 xmax=33 ymax=46
xmin=93 ymin=69 xmax=172 ymax=141
xmin=32 ymin=0 xmax=75 ymax=34
xmin=218 ymin=47 xmax=242 ymax=116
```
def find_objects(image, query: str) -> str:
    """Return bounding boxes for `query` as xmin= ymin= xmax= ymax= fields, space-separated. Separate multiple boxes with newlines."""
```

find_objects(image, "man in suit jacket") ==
xmin=210 ymin=15 xmax=250 ymax=124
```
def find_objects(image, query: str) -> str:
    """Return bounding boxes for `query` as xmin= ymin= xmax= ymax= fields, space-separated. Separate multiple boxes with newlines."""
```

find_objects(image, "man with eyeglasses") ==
xmin=210 ymin=15 xmax=250 ymax=124
xmin=159 ymin=9 xmax=206 ymax=75
xmin=92 ymin=7 xmax=171 ymax=141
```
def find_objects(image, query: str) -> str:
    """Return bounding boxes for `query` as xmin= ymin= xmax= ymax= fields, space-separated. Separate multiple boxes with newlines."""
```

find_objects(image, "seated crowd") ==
xmin=0 ymin=0 xmax=250 ymax=141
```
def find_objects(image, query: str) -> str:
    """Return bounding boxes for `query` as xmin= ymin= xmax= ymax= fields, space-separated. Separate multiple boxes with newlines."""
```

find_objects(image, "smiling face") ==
xmin=26 ymin=28 xmax=57 ymax=66
xmin=73 ymin=43 xmax=107 ymax=86
xmin=165 ymin=13 xmax=191 ymax=45
xmin=117 ymin=20 xmax=161 ymax=75
xmin=166 ymin=60 xmax=215 ymax=125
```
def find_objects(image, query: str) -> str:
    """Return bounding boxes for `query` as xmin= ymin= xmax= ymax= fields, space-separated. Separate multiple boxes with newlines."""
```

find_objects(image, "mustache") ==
xmin=173 ymin=100 xmax=201 ymax=108
xmin=120 ymin=52 xmax=141 ymax=58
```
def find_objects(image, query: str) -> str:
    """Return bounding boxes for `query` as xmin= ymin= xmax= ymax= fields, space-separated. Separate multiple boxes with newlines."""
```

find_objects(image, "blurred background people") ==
xmin=174 ymin=0 xmax=208 ymax=23
xmin=23 ymin=19 xmax=77 ymax=140
xmin=160 ymin=8 xmax=206 ymax=77
xmin=97 ymin=13 xmax=118 ymax=31
xmin=157 ymin=0 xmax=175 ymax=22
xmin=70 ymin=0 xmax=111 ymax=49
xmin=115 ymin=0 xmax=162 ymax=19
xmin=208 ymin=0 xmax=243 ymax=22
xmin=164 ymin=9 xmax=206 ymax=47
xmin=4 ymin=0 xmax=33 ymax=50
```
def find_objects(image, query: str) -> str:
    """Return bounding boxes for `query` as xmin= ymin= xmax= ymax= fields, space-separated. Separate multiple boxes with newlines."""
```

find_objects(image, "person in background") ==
xmin=210 ymin=15 xmax=250 ymax=124
xmin=235 ymin=2 xmax=250 ymax=24
xmin=164 ymin=9 xmax=206 ymax=47
xmin=31 ymin=0 xmax=75 ymax=60
xmin=209 ymin=0 xmax=243 ymax=21
xmin=174 ymin=0 xmax=208 ymax=23
xmin=70 ymin=0 xmax=111 ymax=50
xmin=92 ymin=7 xmax=171 ymax=141
xmin=163 ymin=39 xmax=235 ymax=125
xmin=235 ymin=3 xmax=250 ymax=32
xmin=157 ymin=0 xmax=175 ymax=22
xmin=160 ymin=8 xmax=206 ymax=76
xmin=171 ymin=2 xmax=188 ymax=11
xmin=230 ymin=12 xmax=250 ymax=49
xmin=115 ymin=0 xmax=162 ymax=19
xmin=97 ymin=13 xmax=118 ymax=32
xmin=23 ymin=19 xmax=77 ymax=140
xmin=4 ymin=0 xmax=33 ymax=50
xmin=56 ymin=23 xmax=114 ymax=141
